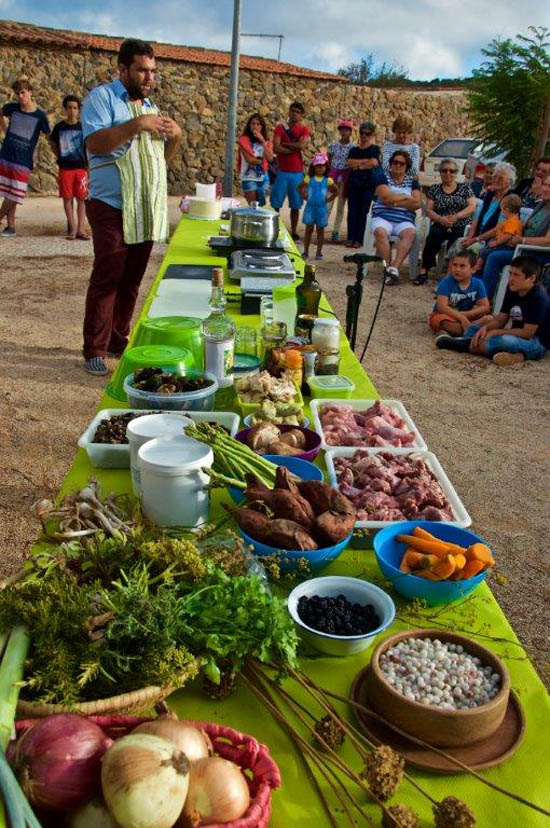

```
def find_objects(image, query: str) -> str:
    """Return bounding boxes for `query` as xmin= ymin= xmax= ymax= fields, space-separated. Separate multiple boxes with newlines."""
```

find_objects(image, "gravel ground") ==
xmin=1 ymin=196 xmax=549 ymax=689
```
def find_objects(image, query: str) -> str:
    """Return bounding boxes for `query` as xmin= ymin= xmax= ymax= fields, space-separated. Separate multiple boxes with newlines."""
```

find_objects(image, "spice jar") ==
xmin=311 ymin=318 xmax=340 ymax=375
xmin=261 ymin=321 xmax=287 ymax=366
xmin=285 ymin=349 xmax=303 ymax=387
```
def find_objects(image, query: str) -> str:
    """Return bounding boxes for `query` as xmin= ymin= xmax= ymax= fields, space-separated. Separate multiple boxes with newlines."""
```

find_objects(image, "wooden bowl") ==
xmin=366 ymin=628 xmax=510 ymax=747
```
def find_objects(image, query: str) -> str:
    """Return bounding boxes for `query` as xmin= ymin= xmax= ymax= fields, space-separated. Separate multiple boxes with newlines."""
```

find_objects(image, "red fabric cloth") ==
xmin=58 ymin=168 xmax=88 ymax=199
xmin=274 ymin=123 xmax=310 ymax=172
xmin=236 ymin=135 xmax=271 ymax=173
xmin=83 ymin=199 xmax=153 ymax=359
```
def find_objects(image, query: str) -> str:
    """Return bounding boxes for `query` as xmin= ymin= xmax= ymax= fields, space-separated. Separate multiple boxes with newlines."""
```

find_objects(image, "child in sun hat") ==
xmin=298 ymin=152 xmax=339 ymax=260
xmin=327 ymin=119 xmax=355 ymax=242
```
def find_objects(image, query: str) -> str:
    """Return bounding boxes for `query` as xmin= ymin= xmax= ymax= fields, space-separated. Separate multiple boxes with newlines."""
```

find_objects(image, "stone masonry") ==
xmin=0 ymin=30 xmax=471 ymax=195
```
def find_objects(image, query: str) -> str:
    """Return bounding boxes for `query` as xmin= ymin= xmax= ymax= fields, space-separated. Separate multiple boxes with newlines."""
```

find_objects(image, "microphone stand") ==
xmin=344 ymin=254 xmax=384 ymax=354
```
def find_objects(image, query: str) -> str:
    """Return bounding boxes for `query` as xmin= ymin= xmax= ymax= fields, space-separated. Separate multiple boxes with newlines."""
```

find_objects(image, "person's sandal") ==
xmin=76 ymin=232 xmax=91 ymax=241
xmin=413 ymin=272 xmax=428 ymax=285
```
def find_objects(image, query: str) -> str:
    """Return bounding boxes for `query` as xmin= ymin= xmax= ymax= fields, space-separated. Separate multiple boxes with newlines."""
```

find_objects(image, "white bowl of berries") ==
xmin=287 ymin=576 xmax=396 ymax=657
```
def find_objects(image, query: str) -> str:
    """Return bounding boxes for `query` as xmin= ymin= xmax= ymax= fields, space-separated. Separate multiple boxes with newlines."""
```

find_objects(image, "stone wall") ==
xmin=0 ymin=41 xmax=471 ymax=195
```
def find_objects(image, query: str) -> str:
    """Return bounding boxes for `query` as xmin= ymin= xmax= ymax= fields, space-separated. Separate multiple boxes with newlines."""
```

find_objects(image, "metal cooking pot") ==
xmin=229 ymin=204 xmax=279 ymax=246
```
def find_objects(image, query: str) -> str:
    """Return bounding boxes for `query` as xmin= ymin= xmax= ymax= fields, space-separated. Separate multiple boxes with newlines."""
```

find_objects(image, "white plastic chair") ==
xmin=493 ymin=243 xmax=550 ymax=313
xmin=362 ymin=206 xmax=422 ymax=280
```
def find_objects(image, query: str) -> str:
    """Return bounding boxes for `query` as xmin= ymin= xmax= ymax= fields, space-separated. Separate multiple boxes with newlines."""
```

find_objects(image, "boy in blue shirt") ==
xmin=429 ymin=250 xmax=490 ymax=336
xmin=436 ymin=255 xmax=550 ymax=366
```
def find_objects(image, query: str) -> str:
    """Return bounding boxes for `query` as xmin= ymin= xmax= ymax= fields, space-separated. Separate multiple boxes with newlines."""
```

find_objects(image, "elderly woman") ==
xmin=458 ymin=161 xmax=517 ymax=258
xmin=480 ymin=173 xmax=550 ymax=298
xmin=381 ymin=114 xmax=420 ymax=179
xmin=237 ymin=113 xmax=273 ymax=206
xmin=414 ymin=159 xmax=477 ymax=285
xmin=514 ymin=156 xmax=550 ymax=208
xmin=371 ymin=149 xmax=422 ymax=285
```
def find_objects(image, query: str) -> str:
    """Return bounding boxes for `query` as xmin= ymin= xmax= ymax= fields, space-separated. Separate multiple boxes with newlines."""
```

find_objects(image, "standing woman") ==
xmin=381 ymin=114 xmax=420 ymax=179
xmin=327 ymin=119 xmax=355 ymax=242
xmin=237 ymin=113 xmax=273 ymax=206
xmin=415 ymin=159 xmax=476 ymax=285
xmin=346 ymin=121 xmax=380 ymax=248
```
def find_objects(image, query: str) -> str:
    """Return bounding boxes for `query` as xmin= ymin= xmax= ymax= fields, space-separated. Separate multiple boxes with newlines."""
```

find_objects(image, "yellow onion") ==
xmin=182 ymin=757 xmax=250 ymax=827
xmin=132 ymin=717 xmax=212 ymax=763
xmin=101 ymin=733 xmax=189 ymax=828
xmin=68 ymin=798 xmax=119 ymax=827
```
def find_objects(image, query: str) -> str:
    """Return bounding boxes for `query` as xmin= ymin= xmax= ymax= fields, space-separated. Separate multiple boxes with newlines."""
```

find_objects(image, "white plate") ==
xmin=78 ymin=409 xmax=240 ymax=469
xmin=310 ymin=398 xmax=427 ymax=453
xmin=325 ymin=447 xmax=471 ymax=530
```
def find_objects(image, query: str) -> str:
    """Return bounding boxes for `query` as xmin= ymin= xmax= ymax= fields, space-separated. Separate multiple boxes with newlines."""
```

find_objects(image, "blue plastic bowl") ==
xmin=228 ymin=455 xmax=323 ymax=503
xmin=374 ymin=521 xmax=492 ymax=606
xmin=239 ymin=528 xmax=352 ymax=574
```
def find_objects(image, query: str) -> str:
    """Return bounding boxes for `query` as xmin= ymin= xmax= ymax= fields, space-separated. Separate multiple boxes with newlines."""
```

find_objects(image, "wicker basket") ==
xmin=14 ymin=714 xmax=281 ymax=828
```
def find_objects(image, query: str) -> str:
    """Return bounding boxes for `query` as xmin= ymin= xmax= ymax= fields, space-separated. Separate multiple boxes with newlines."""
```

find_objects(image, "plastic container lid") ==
xmin=313 ymin=318 xmax=340 ymax=327
xmin=309 ymin=375 xmax=355 ymax=389
xmin=107 ymin=345 xmax=195 ymax=401
xmin=127 ymin=413 xmax=193 ymax=440
xmin=233 ymin=354 xmax=262 ymax=375
xmin=138 ymin=435 xmax=214 ymax=475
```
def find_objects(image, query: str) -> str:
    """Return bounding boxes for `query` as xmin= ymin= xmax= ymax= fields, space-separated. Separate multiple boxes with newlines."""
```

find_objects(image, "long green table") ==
xmin=34 ymin=218 xmax=550 ymax=826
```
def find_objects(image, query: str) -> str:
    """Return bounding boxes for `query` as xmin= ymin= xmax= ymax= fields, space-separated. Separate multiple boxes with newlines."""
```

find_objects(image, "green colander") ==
xmin=134 ymin=317 xmax=204 ymax=370
xmin=106 ymin=345 xmax=196 ymax=401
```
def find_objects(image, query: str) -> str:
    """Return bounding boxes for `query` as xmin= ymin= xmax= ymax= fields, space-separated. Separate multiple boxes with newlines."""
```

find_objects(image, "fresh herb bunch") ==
xmin=0 ymin=563 xmax=298 ymax=704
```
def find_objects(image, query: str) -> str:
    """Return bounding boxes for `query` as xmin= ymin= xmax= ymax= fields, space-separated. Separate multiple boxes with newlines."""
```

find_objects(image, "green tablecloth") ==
xmin=39 ymin=218 xmax=550 ymax=826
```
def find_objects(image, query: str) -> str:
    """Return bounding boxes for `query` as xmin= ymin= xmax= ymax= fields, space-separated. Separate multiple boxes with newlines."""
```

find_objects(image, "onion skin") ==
xmin=11 ymin=714 xmax=112 ymax=812
xmin=68 ymin=798 xmax=119 ymax=827
xmin=182 ymin=757 xmax=250 ymax=827
xmin=132 ymin=718 xmax=213 ymax=763
xmin=101 ymin=733 xmax=190 ymax=828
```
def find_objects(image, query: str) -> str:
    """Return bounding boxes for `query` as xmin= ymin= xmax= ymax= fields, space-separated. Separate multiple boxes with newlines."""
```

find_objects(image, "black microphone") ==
xmin=343 ymin=253 xmax=382 ymax=264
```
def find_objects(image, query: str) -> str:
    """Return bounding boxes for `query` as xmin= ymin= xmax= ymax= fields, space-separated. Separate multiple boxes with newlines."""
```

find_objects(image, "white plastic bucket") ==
xmin=127 ymin=414 xmax=193 ymax=495
xmin=138 ymin=436 xmax=214 ymax=527
xmin=196 ymin=182 xmax=217 ymax=201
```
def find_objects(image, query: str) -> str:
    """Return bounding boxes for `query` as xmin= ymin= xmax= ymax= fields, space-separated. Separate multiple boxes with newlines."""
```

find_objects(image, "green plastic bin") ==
xmin=106 ymin=345 xmax=195 ymax=401
xmin=134 ymin=317 xmax=204 ymax=370
xmin=308 ymin=374 xmax=356 ymax=399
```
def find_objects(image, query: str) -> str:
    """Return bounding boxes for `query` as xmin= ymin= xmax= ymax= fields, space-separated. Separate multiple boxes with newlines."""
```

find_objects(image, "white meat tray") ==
xmin=310 ymin=398 xmax=427 ymax=453
xmin=78 ymin=409 xmax=240 ymax=469
xmin=325 ymin=447 xmax=471 ymax=531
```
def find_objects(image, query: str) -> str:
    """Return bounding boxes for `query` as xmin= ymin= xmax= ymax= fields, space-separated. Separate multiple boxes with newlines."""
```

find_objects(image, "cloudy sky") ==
xmin=1 ymin=0 xmax=549 ymax=80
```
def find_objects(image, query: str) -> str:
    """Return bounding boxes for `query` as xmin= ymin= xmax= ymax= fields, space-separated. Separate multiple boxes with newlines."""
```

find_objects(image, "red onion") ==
xmin=11 ymin=714 xmax=112 ymax=811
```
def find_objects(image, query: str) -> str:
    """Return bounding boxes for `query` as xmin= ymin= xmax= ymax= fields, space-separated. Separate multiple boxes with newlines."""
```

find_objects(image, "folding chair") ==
xmin=493 ymin=242 xmax=550 ymax=313
xmin=362 ymin=206 xmax=423 ymax=280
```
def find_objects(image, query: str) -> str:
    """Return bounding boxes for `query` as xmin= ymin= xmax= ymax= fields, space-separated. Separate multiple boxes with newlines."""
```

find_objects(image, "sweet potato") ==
xmin=223 ymin=505 xmax=270 ymax=541
xmin=244 ymin=487 xmax=315 ymax=530
xmin=274 ymin=465 xmax=300 ymax=494
xmin=329 ymin=488 xmax=356 ymax=519
xmin=244 ymin=473 xmax=270 ymax=492
xmin=266 ymin=519 xmax=318 ymax=551
xmin=296 ymin=480 xmax=333 ymax=515
xmin=314 ymin=511 xmax=355 ymax=545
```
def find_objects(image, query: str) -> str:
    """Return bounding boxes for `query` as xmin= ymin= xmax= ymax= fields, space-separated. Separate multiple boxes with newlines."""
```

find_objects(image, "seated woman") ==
xmin=514 ymin=156 xmax=550 ymax=208
xmin=415 ymin=159 xmax=476 ymax=285
xmin=237 ymin=113 xmax=273 ymax=206
xmin=480 ymin=173 xmax=550 ymax=298
xmin=381 ymin=114 xmax=420 ymax=180
xmin=371 ymin=150 xmax=422 ymax=285
xmin=456 ymin=161 xmax=516 ymax=259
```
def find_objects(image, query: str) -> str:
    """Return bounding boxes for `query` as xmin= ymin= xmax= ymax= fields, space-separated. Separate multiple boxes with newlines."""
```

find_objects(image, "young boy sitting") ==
xmin=429 ymin=249 xmax=490 ymax=336
xmin=436 ymin=255 xmax=550 ymax=366
xmin=472 ymin=193 xmax=523 ymax=273
xmin=49 ymin=95 xmax=89 ymax=239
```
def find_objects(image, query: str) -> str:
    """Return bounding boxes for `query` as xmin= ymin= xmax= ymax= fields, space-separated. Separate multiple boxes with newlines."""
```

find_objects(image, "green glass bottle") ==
xmin=294 ymin=264 xmax=321 ymax=340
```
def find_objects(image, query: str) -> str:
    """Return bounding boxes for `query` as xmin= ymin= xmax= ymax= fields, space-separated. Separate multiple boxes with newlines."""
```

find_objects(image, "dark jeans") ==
xmin=83 ymin=199 xmax=153 ymax=359
xmin=421 ymin=223 xmax=465 ymax=271
xmin=347 ymin=182 xmax=374 ymax=245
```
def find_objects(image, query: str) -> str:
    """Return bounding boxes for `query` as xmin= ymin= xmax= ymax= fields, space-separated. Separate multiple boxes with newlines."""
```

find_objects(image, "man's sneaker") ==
xmin=384 ymin=266 xmax=400 ymax=286
xmin=492 ymin=351 xmax=525 ymax=367
xmin=1 ymin=227 xmax=16 ymax=236
xmin=85 ymin=356 xmax=109 ymax=376
xmin=315 ymin=251 xmax=324 ymax=260
xmin=330 ymin=231 xmax=339 ymax=242
xmin=435 ymin=334 xmax=471 ymax=353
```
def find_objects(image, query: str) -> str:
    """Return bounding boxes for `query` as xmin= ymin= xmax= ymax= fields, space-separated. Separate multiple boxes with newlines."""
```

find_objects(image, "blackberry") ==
xmin=297 ymin=593 xmax=381 ymax=636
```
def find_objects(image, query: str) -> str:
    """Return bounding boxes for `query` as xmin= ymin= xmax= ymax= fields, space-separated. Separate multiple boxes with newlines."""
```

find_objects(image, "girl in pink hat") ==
xmin=327 ymin=119 xmax=355 ymax=242
xmin=298 ymin=152 xmax=339 ymax=259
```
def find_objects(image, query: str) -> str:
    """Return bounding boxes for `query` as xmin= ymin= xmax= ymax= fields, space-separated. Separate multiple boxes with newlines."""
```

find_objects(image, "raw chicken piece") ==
xmin=320 ymin=402 xmax=416 ymax=448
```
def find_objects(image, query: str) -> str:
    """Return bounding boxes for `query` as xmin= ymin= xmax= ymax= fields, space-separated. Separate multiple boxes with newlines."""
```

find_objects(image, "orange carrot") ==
xmin=461 ymin=559 xmax=486 ymax=580
xmin=412 ymin=526 xmax=466 ymax=553
xmin=452 ymin=552 xmax=467 ymax=571
xmin=432 ymin=553 xmax=456 ymax=580
xmin=414 ymin=570 xmax=441 ymax=581
xmin=466 ymin=542 xmax=495 ymax=567
xmin=396 ymin=534 xmax=461 ymax=558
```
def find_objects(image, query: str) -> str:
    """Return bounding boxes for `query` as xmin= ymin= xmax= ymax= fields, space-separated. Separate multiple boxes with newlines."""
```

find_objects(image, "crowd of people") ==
xmin=1 ymin=37 xmax=549 ymax=373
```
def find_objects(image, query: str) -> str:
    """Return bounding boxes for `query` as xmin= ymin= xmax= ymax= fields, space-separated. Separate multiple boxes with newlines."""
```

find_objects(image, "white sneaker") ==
xmin=385 ymin=266 xmax=399 ymax=286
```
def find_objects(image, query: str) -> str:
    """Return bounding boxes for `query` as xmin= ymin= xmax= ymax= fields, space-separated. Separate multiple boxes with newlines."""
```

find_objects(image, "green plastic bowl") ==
xmin=134 ymin=317 xmax=204 ymax=370
xmin=106 ymin=345 xmax=195 ymax=402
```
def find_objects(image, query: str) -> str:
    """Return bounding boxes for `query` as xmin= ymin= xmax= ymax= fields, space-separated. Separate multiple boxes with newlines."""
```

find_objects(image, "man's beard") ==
xmin=125 ymin=78 xmax=149 ymax=101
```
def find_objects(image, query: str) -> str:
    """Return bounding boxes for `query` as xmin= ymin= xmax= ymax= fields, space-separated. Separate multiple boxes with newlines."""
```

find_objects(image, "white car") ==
xmin=418 ymin=138 xmax=479 ymax=188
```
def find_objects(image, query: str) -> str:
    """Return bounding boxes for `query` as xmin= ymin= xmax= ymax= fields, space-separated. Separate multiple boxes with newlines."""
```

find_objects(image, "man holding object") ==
xmin=81 ymin=38 xmax=182 ymax=376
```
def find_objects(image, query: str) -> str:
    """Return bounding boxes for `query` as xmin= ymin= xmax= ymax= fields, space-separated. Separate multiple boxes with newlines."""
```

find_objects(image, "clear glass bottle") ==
xmin=201 ymin=267 xmax=235 ymax=387
xmin=294 ymin=264 xmax=321 ymax=340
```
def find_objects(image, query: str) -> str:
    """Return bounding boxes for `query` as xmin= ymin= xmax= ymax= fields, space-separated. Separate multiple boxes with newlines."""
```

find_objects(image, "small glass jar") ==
xmin=235 ymin=325 xmax=258 ymax=356
xmin=311 ymin=318 xmax=340 ymax=375
xmin=261 ymin=321 xmax=287 ymax=365
xmin=285 ymin=349 xmax=303 ymax=387
xmin=260 ymin=296 xmax=275 ymax=328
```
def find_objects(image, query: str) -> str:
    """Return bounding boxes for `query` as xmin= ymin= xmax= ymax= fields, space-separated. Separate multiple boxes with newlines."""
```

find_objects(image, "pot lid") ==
xmin=231 ymin=205 xmax=276 ymax=218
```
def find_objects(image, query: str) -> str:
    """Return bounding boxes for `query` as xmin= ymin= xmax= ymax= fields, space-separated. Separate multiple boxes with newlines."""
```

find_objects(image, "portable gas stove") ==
xmin=229 ymin=249 xmax=297 ymax=314
xmin=208 ymin=235 xmax=289 ymax=257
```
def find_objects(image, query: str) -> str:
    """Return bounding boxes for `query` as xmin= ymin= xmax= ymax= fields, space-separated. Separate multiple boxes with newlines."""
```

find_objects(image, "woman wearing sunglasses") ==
xmin=371 ymin=150 xmax=422 ymax=285
xmin=345 ymin=120 xmax=380 ymax=248
xmin=415 ymin=159 xmax=476 ymax=285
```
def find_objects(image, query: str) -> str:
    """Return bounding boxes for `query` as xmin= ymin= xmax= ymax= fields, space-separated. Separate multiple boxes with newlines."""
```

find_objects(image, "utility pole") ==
xmin=223 ymin=0 xmax=241 ymax=196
